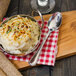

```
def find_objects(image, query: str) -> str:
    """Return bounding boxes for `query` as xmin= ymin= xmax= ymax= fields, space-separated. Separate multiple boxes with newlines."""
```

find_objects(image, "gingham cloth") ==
xmin=0 ymin=19 xmax=59 ymax=66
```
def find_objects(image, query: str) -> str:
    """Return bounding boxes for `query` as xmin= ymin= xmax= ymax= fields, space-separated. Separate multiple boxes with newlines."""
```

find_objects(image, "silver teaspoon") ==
xmin=29 ymin=12 xmax=62 ymax=66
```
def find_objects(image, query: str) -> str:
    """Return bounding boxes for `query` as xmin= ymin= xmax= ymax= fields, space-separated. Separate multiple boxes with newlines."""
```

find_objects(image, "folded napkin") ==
xmin=0 ymin=20 xmax=59 ymax=66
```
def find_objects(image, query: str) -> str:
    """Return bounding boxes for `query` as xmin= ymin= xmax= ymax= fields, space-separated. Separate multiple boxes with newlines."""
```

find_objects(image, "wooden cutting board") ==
xmin=9 ymin=11 xmax=76 ymax=69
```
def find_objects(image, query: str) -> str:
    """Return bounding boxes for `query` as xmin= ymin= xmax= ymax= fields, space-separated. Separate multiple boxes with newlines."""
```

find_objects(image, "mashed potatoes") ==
xmin=0 ymin=15 xmax=40 ymax=54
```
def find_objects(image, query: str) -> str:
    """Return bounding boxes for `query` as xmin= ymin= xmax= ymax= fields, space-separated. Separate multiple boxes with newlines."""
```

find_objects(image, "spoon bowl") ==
xmin=48 ymin=12 xmax=62 ymax=31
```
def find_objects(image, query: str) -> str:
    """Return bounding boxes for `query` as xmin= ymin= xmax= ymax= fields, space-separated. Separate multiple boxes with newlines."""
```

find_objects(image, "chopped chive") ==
xmin=6 ymin=29 xmax=12 ymax=34
xmin=6 ymin=26 xmax=12 ymax=34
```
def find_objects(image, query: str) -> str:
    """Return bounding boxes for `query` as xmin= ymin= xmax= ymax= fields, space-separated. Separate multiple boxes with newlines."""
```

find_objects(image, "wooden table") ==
xmin=5 ymin=0 xmax=76 ymax=76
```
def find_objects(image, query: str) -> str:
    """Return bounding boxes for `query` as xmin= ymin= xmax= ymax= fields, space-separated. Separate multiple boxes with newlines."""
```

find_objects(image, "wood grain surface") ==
xmin=10 ymin=10 xmax=76 ymax=69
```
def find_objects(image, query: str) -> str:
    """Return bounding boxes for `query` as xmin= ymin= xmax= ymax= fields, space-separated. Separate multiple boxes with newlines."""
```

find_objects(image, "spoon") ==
xmin=29 ymin=12 xmax=62 ymax=66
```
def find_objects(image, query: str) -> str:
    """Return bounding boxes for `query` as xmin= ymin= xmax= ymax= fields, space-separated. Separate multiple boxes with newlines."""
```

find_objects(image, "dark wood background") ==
xmin=5 ymin=0 xmax=76 ymax=76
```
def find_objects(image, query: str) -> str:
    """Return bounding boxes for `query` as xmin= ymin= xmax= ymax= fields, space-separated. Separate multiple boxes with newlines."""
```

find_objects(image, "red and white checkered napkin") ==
xmin=0 ymin=20 xmax=59 ymax=66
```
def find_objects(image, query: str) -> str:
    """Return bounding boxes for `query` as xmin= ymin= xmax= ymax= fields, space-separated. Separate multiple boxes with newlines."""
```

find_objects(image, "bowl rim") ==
xmin=0 ymin=14 xmax=42 ymax=57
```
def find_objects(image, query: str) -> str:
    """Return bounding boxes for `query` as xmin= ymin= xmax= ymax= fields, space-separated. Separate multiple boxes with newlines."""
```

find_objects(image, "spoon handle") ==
xmin=29 ymin=31 xmax=51 ymax=66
